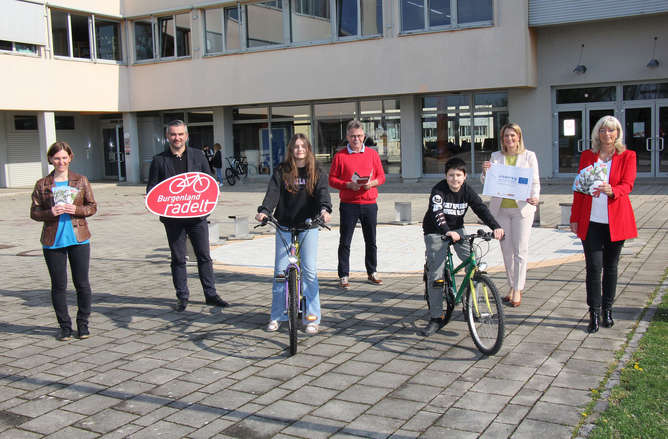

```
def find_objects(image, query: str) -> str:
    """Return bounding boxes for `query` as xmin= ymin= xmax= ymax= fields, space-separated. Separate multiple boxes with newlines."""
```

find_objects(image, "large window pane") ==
xmin=95 ymin=19 xmax=121 ymax=60
xmin=0 ymin=40 xmax=11 ymax=50
xmin=401 ymin=0 xmax=424 ymax=31
xmin=291 ymin=0 xmax=331 ymax=43
xmin=158 ymin=16 xmax=174 ymax=57
xmin=556 ymin=86 xmax=616 ymax=104
xmin=315 ymin=101 xmax=356 ymax=165
xmin=70 ymin=13 xmax=90 ymax=58
xmin=15 ymin=43 xmax=38 ymax=54
xmin=204 ymin=8 xmax=223 ymax=53
xmin=338 ymin=0 xmax=358 ymax=37
xmin=429 ymin=0 xmax=451 ymax=27
xmin=175 ymin=13 xmax=190 ymax=56
xmin=360 ymin=99 xmax=401 ymax=175
xmin=361 ymin=0 xmax=382 ymax=35
xmin=246 ymin=1 xmax=285 ymax=48
xmin=134 ymin=20 xmax=154 ymax=60
xmin=225 ymin=6 xmax=241 ymax=51
xmin=457 ymin=0 xmax=492 ymax=23
xmin=51 ymin=10 xmax=69 ymax=56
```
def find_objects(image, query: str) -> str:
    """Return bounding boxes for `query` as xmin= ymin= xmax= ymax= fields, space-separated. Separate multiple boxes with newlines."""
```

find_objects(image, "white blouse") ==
xmin=589 ymin=158 xmax=611 ymax=224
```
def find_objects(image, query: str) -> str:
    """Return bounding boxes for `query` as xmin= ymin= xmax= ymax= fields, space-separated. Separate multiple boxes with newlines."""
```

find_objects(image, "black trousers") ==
xmin=43 ymin=243 xmax=92 ymax=330
xmin=163 ymin=218 xmax=217 ymax=301
xmin=338 ymin=202 xmax=378 ymax=278
xmin=582 ymin=222 xmax=625 ymax=310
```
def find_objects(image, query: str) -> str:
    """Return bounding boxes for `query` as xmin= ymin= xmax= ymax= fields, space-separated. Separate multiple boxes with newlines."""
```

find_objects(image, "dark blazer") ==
xmin=146 ymin=147 xmax=214 ymax=193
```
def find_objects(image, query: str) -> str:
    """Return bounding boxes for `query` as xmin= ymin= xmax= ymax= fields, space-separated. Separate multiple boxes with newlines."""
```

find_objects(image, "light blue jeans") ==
xmin=214 ymin=167 xmax=223 ymax=185
xmin=271 ymin=227 xmax=321 ymax=324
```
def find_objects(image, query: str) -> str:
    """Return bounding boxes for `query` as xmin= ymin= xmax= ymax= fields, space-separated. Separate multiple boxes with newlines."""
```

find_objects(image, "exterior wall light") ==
xmin=573 ymin=44 xmax=586 ymax=74
xmin=647 ymin=36 xmax=660 ymax=68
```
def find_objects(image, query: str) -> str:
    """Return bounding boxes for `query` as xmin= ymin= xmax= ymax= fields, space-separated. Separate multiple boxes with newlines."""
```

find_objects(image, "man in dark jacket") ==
xmin=147 ymin=120 xmax=229 ymax=312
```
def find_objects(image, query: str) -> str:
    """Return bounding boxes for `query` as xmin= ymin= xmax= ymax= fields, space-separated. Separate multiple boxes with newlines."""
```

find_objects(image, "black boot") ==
xmin=587 ymin=309 xmax=600 ymax=334
xmin=422 ymin=318 xmax=445 ymax=337
xmin=602 ymin=308 xmax=614 ymax=328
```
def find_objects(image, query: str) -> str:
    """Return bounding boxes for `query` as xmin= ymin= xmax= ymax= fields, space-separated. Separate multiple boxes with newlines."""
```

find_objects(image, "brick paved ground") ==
xmin=0 ymin=180 xmax=666 ymax=438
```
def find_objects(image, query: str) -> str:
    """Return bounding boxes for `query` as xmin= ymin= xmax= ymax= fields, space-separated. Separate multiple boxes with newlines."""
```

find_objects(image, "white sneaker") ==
xmin=305 ymin=323 xmax=319 ymax=334
xmin=267 ymin=320 xmax=280 ymax=332
xmin=339 ymin=276 xmax=350 ymax=290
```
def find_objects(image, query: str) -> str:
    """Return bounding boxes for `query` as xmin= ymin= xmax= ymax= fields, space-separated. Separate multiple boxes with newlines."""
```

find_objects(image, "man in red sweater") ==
xmin=329 ymin=120 xmax=386 ymax=289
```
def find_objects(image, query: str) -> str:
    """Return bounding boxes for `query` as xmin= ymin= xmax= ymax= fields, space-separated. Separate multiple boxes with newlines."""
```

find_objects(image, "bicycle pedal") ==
xmin=306 ymin=314 xmax=318 ymax=322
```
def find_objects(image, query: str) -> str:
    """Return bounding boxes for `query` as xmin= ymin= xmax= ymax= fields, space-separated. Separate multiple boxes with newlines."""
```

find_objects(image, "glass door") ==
xmin=622 ymin=103 xmax=653 ymax=176
xmin=587 ymin=105 xmax=615 ymax=149
xmin=556 ymin=108 xmax=584 ymax=173
xmin=102 ymin=124 xmax=126 ymax=180
xmin=656 ymin=101 xmax=668 ymax=175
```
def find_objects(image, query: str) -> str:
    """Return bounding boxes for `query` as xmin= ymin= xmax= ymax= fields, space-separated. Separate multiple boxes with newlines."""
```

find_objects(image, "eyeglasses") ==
xmin=349 ymin=134 xmax=364 ymax=139
xmin=599 ymin=128 xmax=617 ymax=134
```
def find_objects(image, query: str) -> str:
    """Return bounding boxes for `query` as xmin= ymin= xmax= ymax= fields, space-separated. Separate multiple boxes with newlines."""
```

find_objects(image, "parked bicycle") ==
xmin=224 ymin=156 xmax=249 ymax=186
xmin=423 ymin=229 xmax=505 ymax=355
xmin=255 ymin=214 xmax=330 ymax=356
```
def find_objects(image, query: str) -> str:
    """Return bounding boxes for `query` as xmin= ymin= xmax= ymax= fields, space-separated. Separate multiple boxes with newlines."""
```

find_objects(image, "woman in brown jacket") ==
xmin=30 ymin=142 xmax=97 ymax=341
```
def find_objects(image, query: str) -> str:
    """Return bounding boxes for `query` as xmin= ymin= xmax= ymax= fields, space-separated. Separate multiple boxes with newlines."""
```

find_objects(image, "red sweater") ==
xmin=329 ymin=147 xmax=386 ymax=204
xmin=570 ymin=149 xmax=637 ymax=242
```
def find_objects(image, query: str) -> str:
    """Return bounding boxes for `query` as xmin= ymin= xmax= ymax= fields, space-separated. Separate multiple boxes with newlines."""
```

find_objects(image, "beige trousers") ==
xmin=495 ymin=207 xmax=534 ymax=291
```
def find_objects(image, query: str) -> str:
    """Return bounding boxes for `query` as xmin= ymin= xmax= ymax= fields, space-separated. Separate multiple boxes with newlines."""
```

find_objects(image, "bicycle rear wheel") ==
xmin=288 ymin=268 xmax=299 ymax=356
xmin=225 ymin=168 xmax=237 ymax=186
xmin=238 ymin=163 xmax=248 ymax=178
xmin=465 ymin=273 xmax=504 ymax=356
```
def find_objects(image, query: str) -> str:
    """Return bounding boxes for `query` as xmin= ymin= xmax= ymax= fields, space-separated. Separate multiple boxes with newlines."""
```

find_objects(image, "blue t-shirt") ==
xmin=43 ymin=181 xmax=90 ymax=249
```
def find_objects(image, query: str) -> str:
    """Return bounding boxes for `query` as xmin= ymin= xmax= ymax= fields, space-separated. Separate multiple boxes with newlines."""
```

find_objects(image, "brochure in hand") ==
xmin=52 ymin=185 xmax=79 ymax=205
xmin=572 ymin=162 xmax=608 ymax=195
xmin=351 ymin=171 xmax=371 ymax=185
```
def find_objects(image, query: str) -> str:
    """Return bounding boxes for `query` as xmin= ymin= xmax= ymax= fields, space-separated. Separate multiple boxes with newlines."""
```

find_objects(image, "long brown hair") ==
xmin=282 ymin=133 xmax=318 ymax=194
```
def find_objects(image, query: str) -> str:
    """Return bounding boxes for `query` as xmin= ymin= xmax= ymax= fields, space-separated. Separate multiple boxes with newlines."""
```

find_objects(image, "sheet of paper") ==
xmin=482 ymin=164 xmax=533 ymax=201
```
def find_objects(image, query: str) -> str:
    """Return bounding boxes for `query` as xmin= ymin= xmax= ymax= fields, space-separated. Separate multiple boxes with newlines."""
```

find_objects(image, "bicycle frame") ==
xmin=277 ymin=231 xmax=303 ymax=315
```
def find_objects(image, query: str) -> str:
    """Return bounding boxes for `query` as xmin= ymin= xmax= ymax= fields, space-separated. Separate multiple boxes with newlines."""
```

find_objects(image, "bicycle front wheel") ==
xmin=465 ymin=273 xmax=504 ymax=356
xmin=288 ymin=268 xmax=299 ymax=356
xmin=225 ymin=168 xmax=237 ymax=186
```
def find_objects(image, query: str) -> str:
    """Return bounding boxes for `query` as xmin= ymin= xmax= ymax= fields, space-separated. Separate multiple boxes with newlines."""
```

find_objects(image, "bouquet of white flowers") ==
xmin=572 ymin=162 xmax=608 ymax=195
xmin=52 ymin=185 xmax=79 ymax=204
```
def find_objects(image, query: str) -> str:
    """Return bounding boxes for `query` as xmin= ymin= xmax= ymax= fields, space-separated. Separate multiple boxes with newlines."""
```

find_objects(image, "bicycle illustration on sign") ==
xmin=168 ymin=172 xmax=211 ymax=194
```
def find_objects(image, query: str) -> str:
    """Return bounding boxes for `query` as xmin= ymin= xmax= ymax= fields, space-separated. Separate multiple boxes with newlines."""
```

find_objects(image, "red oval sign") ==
xmin=146 ymin=172 xmax=219 ymax=218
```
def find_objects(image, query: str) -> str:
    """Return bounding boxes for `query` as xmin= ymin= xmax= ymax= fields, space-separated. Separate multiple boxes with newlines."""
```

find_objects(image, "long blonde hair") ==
xmin=282 ymin=134 xmax=318 ymax=195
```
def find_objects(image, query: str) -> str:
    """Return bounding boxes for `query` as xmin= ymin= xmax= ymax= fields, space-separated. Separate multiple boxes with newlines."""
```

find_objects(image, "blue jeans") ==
xmin=271 ymin=228 xmax=321 ymax=324
xmin=214 ymin=167 xmax=223 ymax=185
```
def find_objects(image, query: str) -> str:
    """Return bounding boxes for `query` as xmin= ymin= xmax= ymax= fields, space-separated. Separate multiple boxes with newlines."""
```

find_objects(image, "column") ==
xmin=123 ymin=112 xmax=141 ymax=184
xmin=213 ymin=107 xmax=234 ymax=160
xmin=38 ymin=111 xmax=56 ymax=176
xmin=400 ymin=95 xmax=421 ymax=182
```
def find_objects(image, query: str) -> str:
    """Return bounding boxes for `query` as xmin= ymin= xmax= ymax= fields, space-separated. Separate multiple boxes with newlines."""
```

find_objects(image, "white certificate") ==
xmin=482 ymin=164 xmax=533 ymax=201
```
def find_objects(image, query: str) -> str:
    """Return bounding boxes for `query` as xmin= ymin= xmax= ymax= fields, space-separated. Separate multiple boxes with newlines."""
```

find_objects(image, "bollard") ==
xmin=559 ymin=202 xmax=573 ymax=227
xmin=394 ymin=201 xmax=412 ymax=224
xmin=208 ymin=221 xmax=220 ymax=244
xmin=533 ymin=201 xmax=544 ymax=227
xmin=228 ymin=215 xmax=253 ymax=239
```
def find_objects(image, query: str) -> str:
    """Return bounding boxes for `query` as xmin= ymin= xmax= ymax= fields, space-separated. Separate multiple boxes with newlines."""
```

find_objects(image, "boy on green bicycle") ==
xmin=421 ymin=157 xmax=504 ymax=336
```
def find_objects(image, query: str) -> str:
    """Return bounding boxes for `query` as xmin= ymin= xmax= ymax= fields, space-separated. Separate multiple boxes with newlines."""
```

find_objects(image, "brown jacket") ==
xmin=30 ymin=171 xmax=97 ymax=246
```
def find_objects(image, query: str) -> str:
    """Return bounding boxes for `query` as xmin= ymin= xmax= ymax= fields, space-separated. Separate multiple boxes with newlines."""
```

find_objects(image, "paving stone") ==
xmin=479 ymin=422 xmax=517 ymax=438
xmin=358 ymin=372 xmax=410 ymax=389
xmin=309 ymin=372 xmax=361 ymax=391
xmin=43 ymin=426 xmax=99 ymax=439
xmin=312 ymin=400 xmax=370 ymax=422
xmin=366 ymin=398 xmax=425 ymax=420
xmin=198 ymin=390 xmax=256 ymax=411
xmin=133 ymin=406 xmax=180 ymax=427
xmin=75 ymin=408 xmax=138 ymax=433
xmin=127 ymin=420 xmax=194 ymax=439
xmin=435 ymin=407 xmax=496 ymax=433
xmin=222 ymin=415 xmax=290 ymax=439
xmin=8 ymin=396 xmax=69 ymax=418
xmin=0 ymin=429 xmax=41 ymax=439
xmin=453 ymin=391 xmax=510 ymax=414
xmin=63 ymin=393 xmax=123 ymax=415
xmin=188 ymin=418 xmax=236 ymax=439
xmin=512 ymin=418 xmax=573 ymax=439
xmin=341 ymin=414 xmax=404 ymax=439
xmin=510 ymin=388 xmax=543 ymax=406
xmin=527 ymin=401 xmax=581 ymax=426
xmin=422 ymin=425 xmax=479 ymax=438
xmin=471 ymin=377 xmax=524 ymax=396
xmin=337 ymin=385 xmax=392 ymax=405
xmin=19 ymin=409 xmax=85 ymax=435
xmin=164 ymin=403 xmax=227 ymax=428
xmin=541 ymin=386 xmax=592 ymax=407
xmin=494 ymin=403 xmax=531 ymax=425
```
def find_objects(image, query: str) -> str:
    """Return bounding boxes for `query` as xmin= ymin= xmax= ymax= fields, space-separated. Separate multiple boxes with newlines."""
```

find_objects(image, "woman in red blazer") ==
xmin=570 ymin=115 xmax=637 ymax=333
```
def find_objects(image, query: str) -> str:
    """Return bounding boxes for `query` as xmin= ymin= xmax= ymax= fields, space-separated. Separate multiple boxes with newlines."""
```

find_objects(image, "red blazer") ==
xmin=570 ymin=149 xmax=637 ymax=242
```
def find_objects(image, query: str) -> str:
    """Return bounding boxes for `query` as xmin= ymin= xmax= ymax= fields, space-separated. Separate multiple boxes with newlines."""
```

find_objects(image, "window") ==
xmin=14 ymin=115 xmax=38 ymax=130
xmin=0 ymin=40 xmax=38 ymax=55
xmin=556 ymin=87 xmax=616 ymax=104
xmin=360 ymin=99 xmax=402 ymax=174
xmin=51 ymin=9 xmax=122 ymax=61
xmin=204 ymin=0 xmax=381 ymax=55
xmin=400 ymin=0 xmax=492 ymax=33
xmin=55 ymin=116 xmax=75 ymax=130
xmin=421 ymin=92 xmax=507 ymax=175
xmin=95 ymin=19 xmax=122 ymax=61
xmin=134 ymin=13 xmax=190 ymax=62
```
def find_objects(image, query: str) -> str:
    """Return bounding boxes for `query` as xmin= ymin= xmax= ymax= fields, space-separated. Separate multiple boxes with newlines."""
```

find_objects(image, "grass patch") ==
xmin=588 ymin=290 xmax=668 ymax=439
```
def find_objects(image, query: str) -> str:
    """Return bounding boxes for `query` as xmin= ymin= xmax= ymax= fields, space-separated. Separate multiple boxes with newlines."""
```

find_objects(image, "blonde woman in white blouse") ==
xmin=481 ymin=123 xmax=540 ymax=307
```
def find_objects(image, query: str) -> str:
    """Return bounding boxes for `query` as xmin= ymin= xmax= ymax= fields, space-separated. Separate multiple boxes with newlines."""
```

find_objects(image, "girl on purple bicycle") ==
xmin=255 ymin=134 xmax=332 ymax=334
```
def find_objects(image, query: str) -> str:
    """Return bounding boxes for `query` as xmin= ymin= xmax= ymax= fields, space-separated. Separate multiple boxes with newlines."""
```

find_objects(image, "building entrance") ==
xmin=622 ymin=99 xmax=668 ymax=177
xmin=102 ymin=122 xmax=125 ymax=181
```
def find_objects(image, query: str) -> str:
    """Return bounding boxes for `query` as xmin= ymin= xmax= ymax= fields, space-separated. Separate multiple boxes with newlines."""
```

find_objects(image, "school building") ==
xmin=1 ymin=0 xmax=666 ymax=188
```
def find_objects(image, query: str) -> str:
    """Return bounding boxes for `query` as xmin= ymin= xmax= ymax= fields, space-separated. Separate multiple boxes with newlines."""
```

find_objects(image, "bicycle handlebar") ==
xmin=440 ymin=229 xmax=494 ymax=244
xmin=254 ymin=214 xmax=331 ymax=232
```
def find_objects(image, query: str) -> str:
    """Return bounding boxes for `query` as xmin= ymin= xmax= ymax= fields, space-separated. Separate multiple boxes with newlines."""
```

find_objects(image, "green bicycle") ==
xmin=424 ymin=229 xmax=504 ymax=355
